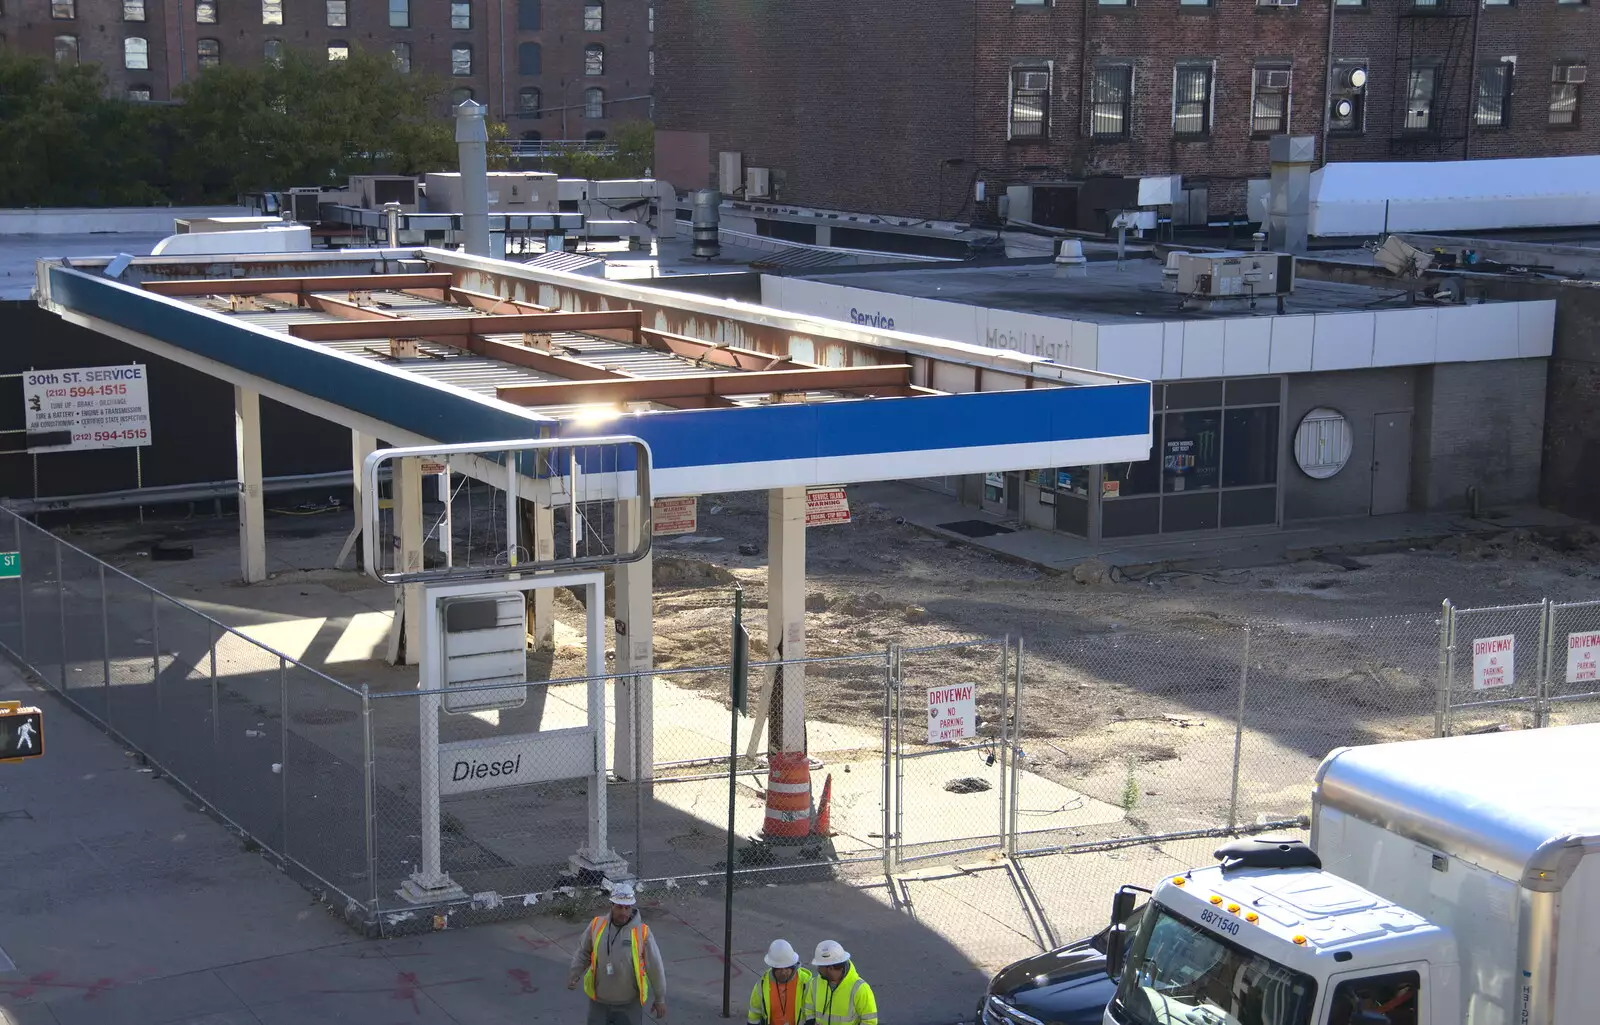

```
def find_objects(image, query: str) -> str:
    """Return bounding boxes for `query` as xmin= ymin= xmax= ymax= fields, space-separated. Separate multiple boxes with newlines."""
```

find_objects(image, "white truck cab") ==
xmin=1102 ymin=724 xmax=1600 ymax=1025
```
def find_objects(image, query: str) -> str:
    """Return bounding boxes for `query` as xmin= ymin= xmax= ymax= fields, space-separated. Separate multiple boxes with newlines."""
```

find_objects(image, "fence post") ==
xmin=100 ymin=564 xmax=111 ymax=715
xmin=1008 ymin=637 xmax=1024 ymax=850
xmin=893 ymin=646 xmax=904 ymax=871
xmin=633 ymin=669 xmax=645 ymax=881
xmin=1537 ymin=598 xmax=1554 ymax=729
xmin=150 ymin=589 xmax=162 ymax=752
xmin=1227 ymin=626 xmax=1251 ymax=832
xmin=998 ymin=635 xmax=1010 ymax=856
xmin=209 ymin=623 xmax=219 ymax=762
xmin=55 ymin=543 xmax=66 ymax=691
xmin=280 ymin=655 xmax=289 ymax=859
xmin=1446 ymin=601 xmax=1459 ymax=735
xmin=362 ymin=683 xmax=377 ymax=911
xmin=16 ymin=515 xmax=27 ymax=666
xmin=881 ymin=645 xmax=896 ymax=878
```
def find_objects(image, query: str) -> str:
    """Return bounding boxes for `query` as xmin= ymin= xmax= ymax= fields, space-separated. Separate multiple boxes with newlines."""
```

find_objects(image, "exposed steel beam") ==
xmin=640 ymin=329 xmax=808 ymax=372
xmin=301 ymin=293 xmax=403 ymax=321
xmin=444 ymin=287 xmax=555 ymax=314
xmin=142 ymin=273 xmax=455 ymax=297
xmin=494 ymin=364 xmax=913 ymax=408
xmin=285 ymin=309 xmax=643 ymax=342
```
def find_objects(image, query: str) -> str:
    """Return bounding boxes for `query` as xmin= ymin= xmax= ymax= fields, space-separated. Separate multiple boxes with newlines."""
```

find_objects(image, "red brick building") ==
xmin=0 ymin=0 xmax=653 ymax=136
xmin=655 ymin=0 xmax=1598 ymax=221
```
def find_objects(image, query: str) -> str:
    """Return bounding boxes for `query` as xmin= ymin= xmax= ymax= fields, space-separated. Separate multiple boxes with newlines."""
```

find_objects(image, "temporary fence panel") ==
xmin=1547 ymin=599 xmax=1600 ymax=727
xmin=1443 ymin=601 xmax=1548 ymax=733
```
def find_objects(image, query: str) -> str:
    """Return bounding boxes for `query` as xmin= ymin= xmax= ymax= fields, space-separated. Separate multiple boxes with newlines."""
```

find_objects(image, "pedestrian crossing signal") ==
xmin=0 ymin=701 xmax=42 ymax=761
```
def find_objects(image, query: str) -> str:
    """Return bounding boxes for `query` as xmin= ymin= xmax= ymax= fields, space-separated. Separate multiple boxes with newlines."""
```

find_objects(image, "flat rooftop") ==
xmin=0 ymin=232 xmax=170 ymax=300
xmin=802 ymin=257 xmax=1472 ymax=325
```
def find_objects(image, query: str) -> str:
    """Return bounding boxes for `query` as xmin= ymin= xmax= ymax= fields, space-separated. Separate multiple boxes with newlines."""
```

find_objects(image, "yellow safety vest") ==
xmin=582 ymin=915 xmax=651 ymax=1005
xmin=809 ymin=965 xmax=878 ymax=1025
xmin=748 ymin=967 xmax=815 ymax=1025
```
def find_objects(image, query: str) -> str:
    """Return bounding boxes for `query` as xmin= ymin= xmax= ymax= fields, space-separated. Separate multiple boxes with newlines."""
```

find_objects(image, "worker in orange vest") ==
xmin=566 ymin=881 xmax=668 ymax=1024
xmin=746 ymin=939 xmax=815 ymax=1025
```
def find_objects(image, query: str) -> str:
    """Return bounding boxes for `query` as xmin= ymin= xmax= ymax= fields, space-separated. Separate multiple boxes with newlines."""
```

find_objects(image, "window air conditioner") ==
xmin=1018 ymin=71 xmax=1050 ymax=92
xmin=1258 ymin=0 xmax=1300 ymax=8
xmin=1259 ymin=70 xmax=1292 ymax=89
xmin=745 ymin=166 xmax=771 ymax=199
xmin=1556 ymin=64 xmax=1587 ymax=84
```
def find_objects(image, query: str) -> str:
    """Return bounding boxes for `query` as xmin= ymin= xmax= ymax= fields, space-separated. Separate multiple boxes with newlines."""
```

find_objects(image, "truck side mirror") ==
xmin=1105 ymin=887 xmax=1141 ymax=980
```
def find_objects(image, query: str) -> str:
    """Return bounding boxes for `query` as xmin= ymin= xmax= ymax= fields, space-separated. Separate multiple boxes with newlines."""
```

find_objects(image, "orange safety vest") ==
xmin=582 ymin=915 xmax=651 ymax=1005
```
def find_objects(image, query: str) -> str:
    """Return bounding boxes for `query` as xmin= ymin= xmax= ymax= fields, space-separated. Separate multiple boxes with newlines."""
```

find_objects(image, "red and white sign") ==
xmin=652 ymin=496 xmax=698 ymax=536
xmin=1567 ymin=631 xmax=1600 ymax=685
xmin=927 ymin=683 xmax=977 ymax=744
xmin=805 ymin=487 xmax=851 ymax=527
xmin=420 ymin=460 xmax=448 ymax=475
xmin=1472 ymin=634 xmax=1515 ymax=690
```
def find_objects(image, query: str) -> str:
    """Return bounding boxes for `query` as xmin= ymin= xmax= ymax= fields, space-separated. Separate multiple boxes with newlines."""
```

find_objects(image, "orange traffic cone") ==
xmin=812 ymin=773 xmax=833 ymax=837
xmin=761 ymin=752 xmax=812 ymax=844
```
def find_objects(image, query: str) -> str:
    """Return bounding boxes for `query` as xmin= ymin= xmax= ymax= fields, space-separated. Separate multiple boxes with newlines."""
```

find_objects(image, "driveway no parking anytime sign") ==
xmin=927 ymin=683 xmax=977 ymax=743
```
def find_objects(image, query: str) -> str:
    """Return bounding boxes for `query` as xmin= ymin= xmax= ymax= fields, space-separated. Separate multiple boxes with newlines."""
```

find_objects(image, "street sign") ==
xmin=927 ymin=683 xmax=977 ymax=744
xmin=23 ymin=364 xmax=152 ymax=452
xmin=0 ymin=553 xmax=19 ymax=579
xmin=0 ymin=702 xmax=42 ymax=761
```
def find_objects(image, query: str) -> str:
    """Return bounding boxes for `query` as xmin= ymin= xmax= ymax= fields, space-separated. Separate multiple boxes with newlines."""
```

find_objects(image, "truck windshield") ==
xmin=1110 ymin=904 xmax=1318 ymax=1025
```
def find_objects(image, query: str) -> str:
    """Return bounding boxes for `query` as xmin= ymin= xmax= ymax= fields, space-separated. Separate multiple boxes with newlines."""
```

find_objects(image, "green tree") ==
xmin=171 ymin=46 xmax=458 ymax=197
xmin=541 ymin=120 xmax=653 ymax=180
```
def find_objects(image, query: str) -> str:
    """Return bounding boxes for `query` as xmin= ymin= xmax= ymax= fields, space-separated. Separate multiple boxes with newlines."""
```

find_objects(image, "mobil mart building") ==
xmin=762 ymin=251 xmax=1555 ymax=542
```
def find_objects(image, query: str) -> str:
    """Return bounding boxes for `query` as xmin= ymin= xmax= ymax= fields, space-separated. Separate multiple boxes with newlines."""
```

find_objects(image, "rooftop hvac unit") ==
xmin=745 ymin=167 xmax=771 ymax=200
xmin=718 ymin=151 xmax=743 ymax=195
xmin=1555 ymin=64 xmax=1587 ymax=84
xmin=281 ymin=189 xmax=324 ymax=225
xmin=349 ymin=175 xmax=419 ymax=211
xmin=1016 ymin=70 xmax=1050 ymax=92
xmin=1175 ymin=251 xmax=1295 ymax=299
xmin=1258 ymin=69 xmax=1292 ymax=90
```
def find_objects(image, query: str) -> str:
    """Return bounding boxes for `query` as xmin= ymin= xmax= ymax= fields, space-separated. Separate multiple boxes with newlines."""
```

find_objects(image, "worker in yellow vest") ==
xmin=746 ymin=939 xmax=815 ymax=1025
xmin=807 ymin=940 xmax=878 ymax=1025
xmin=566 ymin=880 xmax=668 ymax=1024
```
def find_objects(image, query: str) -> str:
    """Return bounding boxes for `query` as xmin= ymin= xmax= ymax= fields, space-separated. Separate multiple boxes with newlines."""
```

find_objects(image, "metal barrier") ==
xmin=1441 ymin=598 xmax=1600 ymax=733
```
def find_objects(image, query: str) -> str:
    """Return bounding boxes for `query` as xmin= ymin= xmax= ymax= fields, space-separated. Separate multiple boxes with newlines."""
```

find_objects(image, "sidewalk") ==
xmin=852 ymin=481 xmax=1585 ymax=575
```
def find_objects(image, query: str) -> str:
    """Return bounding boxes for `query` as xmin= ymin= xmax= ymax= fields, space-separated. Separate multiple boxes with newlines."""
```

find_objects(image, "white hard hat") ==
xmin=608 ymin=880 xmax=637 ymax=906
xmin=812 ymin=940 xmax=851 ymax=967
xmin=764 ymin=939 xmax=800 ymax=969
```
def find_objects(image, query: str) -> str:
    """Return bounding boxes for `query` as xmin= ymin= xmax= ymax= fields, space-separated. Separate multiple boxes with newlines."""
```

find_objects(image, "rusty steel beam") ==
xmin=143 ymin=273 xmax=456 ymax=297
xmin=494 ymin=364 xmax=913 ymax=408
xmin=301 ymin=293 xmax=403 ymax=322
xmin=640 ymin=329 xmax=809 ymax=372
xmin=463 ymin=335 xmax=624 ymax=382
xmin=285 ymin=309 xmax=642 ymax=342
xmin=445 ymin=287 xmax=555 ymax=314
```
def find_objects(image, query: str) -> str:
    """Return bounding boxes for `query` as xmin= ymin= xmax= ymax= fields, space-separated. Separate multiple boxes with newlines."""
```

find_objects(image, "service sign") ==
xmin=1472 ymin=634 xmax=1515 ymax=690
xmin=805 ymin=487 xmax=851 ymax=527
xmin=1567 ymin=631 xmax=1600 ymax=685
xmin=24 ymin=365 xmax=151 ymax=452
xmin=652 ymin=496 xmax=698 ymax=536
xmin=927 ymin=683 xmax=977 ymax=744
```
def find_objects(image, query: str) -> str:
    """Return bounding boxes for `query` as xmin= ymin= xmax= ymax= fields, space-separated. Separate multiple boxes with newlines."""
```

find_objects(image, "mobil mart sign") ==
xmin=1472 ymin=634 xmax=1514 ymax=690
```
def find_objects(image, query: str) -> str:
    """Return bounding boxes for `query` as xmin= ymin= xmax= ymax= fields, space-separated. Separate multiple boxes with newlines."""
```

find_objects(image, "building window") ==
xmin=1557 ymin=0 xmax=1585 ymax=6
xmin=1009 ymin=64 xmax=1050 ymax=139
xmin=51 ymin=0 xmax=73 ymax=18
xmin=517 ymin=0 xmax=539 ymax=30
xmin=648 ymin=45 xmax=654 ymax=76
xmin=1474 ymin=60 xmax=1513 ymax=127
xmin=647 ymin=3 xmax=653 ymax=30
xmin=264 ymin=37 xmax=284 ymax=62
xmin=123 ymin=0 xmax=145 ymax=22
xmin=452 ymin=43 xmax=472 ymax=75
xmin=584 ymin=86 xmax=604 ymax=117
xmin=1098 ymin=0 xmax=1128 ymax=7
xmin=1334 ymin=0 xmax=1365 ymax=6
xmin=1329 ymin=62 xmax=1367 ymax=133
xmin=325 ymin=0 xmax=346 ymax=27
xmin=262 ymin=0 xmax=282 ymax=23
xmin=518 ymin=86 xmax=541 ymax=115
xmin=326 ymin=39 xmax=348 ymax=60
xmin=451 ymin=1 xmax=470 ymax=28
xmin=124 ymin=35 xmax=148 ymax=68
xmin=195 ymin=0 xmax=216 ymax=23
xmin=53 ymin=34 xmax=78 ymax=61
xmin=521 ymin=130 xmax=542 ymax=141
xmin=585 ymin=129 xmax=607 ymax=141
xmin=584 ymin=43 xmax=604 ymax=75
xmin=1405 ymin=63 xmax=1438 ymax=130
xmin=583 ymin=0 xmax=602 ymax=30
xmin=518 ymin=41 xmax=540 ymax=74
xmin=450 ymin=86 xmax=474 ymax=105
xmin=1551 ymin=63 xmax=1585 ymax=126
xmin=1174 ymin=62 xmax=1214 ymax=137
xmin=197 ymin=37 xmax=221 ymax=66
xmin=388 ymin=0 xmax=408 ymax=28
xmin=1251 ymin=65 xmax=1291 ymax=135
xmin=391 ymin=41 xmax=410 ymax=72
xmin=128 ymin=85 xmax=152 ymax=100
xmin=1016 ymin=0 xmax=1049 ymax=5
xmin=1182 ymin=0 xmax=1210 ymax=8
xmin=1090 ymin=63 xmax=1132 ymax=139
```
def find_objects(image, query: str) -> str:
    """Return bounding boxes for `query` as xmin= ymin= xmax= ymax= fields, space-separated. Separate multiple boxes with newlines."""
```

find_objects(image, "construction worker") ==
xmin=747 ymin=939 xmax=814 ymax=1025
xmin=807 ymin=940 xmax=878 ymax=1025
xmin=566 ymin=880 xmax=668 ymax=1024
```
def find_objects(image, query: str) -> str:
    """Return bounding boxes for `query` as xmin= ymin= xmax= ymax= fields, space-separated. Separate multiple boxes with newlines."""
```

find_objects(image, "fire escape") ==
xmin=1389 ymin=0 xmax=1476 ymax=157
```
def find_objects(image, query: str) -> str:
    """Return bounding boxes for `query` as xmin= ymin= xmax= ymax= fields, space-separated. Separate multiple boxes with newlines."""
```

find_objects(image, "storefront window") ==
xmin=1162 ymin=410 xmax=1221 ymax=493
xmin=1223 ymin=407 xmax=1280 ymax=487
xmin=1103 ymin=456 xmax=1159 ymax=499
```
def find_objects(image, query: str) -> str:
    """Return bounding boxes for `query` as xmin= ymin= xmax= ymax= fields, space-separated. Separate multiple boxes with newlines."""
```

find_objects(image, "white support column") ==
xmin=386 ymin=456 xmax=425 ymax=666
xmin=613 ymin=498 xmax=654 ymax=781
xmin=337 ymin=430 xmax=378 ymax=570
xmin=766 ymin=486 xmax=807 ymax=753
xmin=234 ymin=387 xmax=266 ymax=584
xmin=530 ymin=502 xmax=556 ymax=650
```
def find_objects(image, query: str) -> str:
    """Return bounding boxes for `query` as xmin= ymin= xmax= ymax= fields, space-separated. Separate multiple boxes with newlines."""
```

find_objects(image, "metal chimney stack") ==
xmin=454 ymin=100 xmax=491 ymax=258
xmin=1267 ymin=135 xmax=1314 ymax=253
xmin=691 ymin=189 xmax=721 ymax=258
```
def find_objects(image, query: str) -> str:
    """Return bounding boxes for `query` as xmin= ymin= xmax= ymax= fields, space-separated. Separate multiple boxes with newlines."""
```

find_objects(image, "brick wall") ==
xmin=654 ymin=0 xmax=976 ymax=218
xmin=1415 ymin=357 xmax=1545 ymax=510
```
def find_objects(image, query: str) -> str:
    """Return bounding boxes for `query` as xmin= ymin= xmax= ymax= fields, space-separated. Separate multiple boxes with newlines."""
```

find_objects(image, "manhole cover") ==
xmin=944 ymin=777 xmax=992 ymax=794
